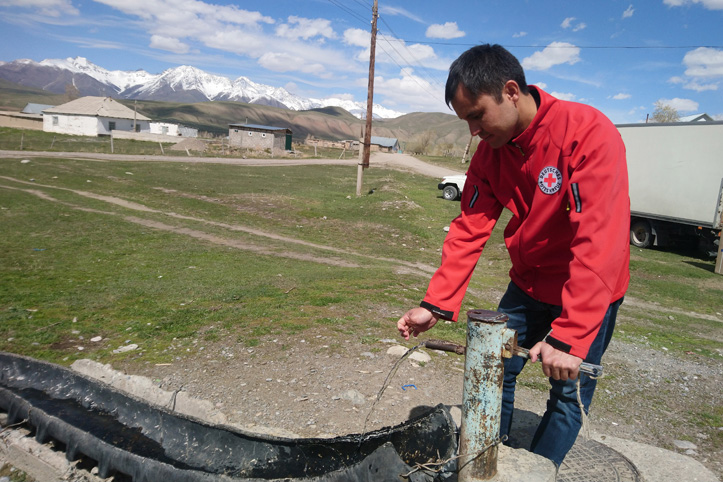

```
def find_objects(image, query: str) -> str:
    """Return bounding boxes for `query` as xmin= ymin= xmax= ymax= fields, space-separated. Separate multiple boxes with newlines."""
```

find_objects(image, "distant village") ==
xmin=0 ymin=96 xmax=402 ymax=156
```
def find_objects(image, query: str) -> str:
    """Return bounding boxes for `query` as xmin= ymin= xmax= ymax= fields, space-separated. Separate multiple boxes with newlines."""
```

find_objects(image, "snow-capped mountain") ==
xmin=0 ymin=57 xmax=404 ymax=119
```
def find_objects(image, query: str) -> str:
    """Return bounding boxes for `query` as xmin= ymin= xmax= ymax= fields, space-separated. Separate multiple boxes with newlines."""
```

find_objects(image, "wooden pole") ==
xmin=461 ymin=135 xmax=473 ymax=164
xmin=361 ymin=0 xmax=378 ymax=170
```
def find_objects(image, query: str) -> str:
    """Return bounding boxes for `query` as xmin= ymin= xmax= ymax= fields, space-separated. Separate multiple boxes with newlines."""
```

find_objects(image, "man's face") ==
xmin=451 ymin=84 xmax=520 ymax=149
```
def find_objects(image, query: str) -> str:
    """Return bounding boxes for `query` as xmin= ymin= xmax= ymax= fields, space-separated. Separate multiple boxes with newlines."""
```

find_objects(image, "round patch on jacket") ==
xmin=538 ymin=167 xmax=562 ymax=194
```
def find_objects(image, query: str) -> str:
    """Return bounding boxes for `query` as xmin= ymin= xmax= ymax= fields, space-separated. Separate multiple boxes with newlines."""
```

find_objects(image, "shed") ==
xmin=229 ymin=124 xmax=292 ymax=152
xmin=370 ymin=136 xmax=400 ymax=153
xmin=42 ymin=97 xmax=151 ymax=137
xmin=679 ymin=113 xmax=714 ymax=122
xmin=21 ymin=103 xmax=56 ymax=115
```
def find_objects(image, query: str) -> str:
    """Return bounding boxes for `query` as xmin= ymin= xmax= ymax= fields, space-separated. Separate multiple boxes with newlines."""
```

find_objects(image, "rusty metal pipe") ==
xmin=457 ymin=310 xmax=516 ymax=481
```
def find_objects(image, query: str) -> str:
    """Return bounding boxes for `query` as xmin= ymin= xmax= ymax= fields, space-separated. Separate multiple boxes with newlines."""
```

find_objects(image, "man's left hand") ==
xmin=529 ymin=342 xmax=583 ymax=381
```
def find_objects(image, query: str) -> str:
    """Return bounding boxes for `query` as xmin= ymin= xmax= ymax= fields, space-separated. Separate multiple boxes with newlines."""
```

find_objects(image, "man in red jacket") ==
xmin=397 ymin=44 xmax=630 ymax=466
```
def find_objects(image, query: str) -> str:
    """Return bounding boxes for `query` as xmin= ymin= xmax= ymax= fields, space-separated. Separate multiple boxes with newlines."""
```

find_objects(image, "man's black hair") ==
xmin=445 ymin=44 xmax=529 ymax=107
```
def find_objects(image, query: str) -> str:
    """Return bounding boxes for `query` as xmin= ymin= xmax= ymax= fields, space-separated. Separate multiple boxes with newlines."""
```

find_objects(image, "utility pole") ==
xmin=356 ymin=0 xmax=378 ymax=196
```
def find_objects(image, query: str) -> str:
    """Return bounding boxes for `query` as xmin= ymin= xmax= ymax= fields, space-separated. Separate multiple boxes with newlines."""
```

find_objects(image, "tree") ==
xmin=651 ymin=101 xmax=679 ymax=123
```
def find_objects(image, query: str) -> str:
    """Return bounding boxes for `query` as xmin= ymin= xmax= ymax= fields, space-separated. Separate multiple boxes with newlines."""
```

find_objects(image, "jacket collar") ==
xmin=511 ymin=85 xmax=556 ymax=152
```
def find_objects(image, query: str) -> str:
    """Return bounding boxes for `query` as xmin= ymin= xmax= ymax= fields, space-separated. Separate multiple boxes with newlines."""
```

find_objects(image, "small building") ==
xmin=149 ymin=122 xmax=198 ymax=138
xmin=370 ymin=136 xmax=401 ymax=153
xmin=679 ymin=113 xmax=714 ymax=122
xmin=21 ymin=103 xmax=56 ymax=115
xmin=229 ymin=124 xmax=292 ymax=152
xmin=43 ymin=96 xmax=151 ymax=137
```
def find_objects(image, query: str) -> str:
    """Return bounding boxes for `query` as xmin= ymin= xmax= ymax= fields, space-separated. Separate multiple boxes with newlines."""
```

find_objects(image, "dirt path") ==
xmin=0 ymin=174 xmax=439 ymax=276
xmin=0 ymin=150 xmax=466 ymax=177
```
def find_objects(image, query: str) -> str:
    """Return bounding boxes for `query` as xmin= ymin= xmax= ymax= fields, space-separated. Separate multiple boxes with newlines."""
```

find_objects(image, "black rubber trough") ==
xmin=0 ymin=352 xmax=459 ymax=481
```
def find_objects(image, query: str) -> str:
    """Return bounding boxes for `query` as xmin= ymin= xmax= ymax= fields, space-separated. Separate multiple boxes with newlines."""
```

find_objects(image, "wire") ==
xmin=326 ymin=0 xmax=368 ymax=25
xmin=391 ymin=40 xmax=723 ymax=50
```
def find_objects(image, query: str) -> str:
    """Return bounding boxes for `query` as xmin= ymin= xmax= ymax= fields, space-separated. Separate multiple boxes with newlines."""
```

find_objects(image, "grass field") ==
xmin=1 ymin=150 xmax=721 ymax=367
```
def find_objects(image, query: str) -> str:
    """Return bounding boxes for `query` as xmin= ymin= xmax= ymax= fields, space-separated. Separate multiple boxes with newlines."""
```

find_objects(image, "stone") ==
xmin=340 ymin=389 xmax=366 ymax=405
xmin=673 ymin=440 xmax=697 ymax=450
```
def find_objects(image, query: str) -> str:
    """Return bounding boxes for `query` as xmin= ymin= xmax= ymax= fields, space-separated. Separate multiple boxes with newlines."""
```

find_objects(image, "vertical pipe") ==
xmin=458 ymin=309 xmax=513 ymax=481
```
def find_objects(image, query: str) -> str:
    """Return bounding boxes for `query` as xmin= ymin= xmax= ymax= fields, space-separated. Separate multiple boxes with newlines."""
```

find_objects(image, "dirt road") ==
xmin=0 ymin=150 xmax=466 ymax=178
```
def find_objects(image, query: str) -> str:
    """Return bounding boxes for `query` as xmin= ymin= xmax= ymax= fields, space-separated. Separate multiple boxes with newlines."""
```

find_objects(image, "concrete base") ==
xmin=494 ymin=445 xmax=557 ymax=482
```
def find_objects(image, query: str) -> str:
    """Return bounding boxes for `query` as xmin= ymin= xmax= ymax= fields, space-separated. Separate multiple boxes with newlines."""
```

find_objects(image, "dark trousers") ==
xmin=497 ymin=282 xmax=622 ymax=465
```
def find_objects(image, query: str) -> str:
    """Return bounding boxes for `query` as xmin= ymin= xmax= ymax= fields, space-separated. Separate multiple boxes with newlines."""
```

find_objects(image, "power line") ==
xmin=326 ymin=0 xmax=368 ymax=25
xmin=391 ymin=40 xmax=723 ymax=50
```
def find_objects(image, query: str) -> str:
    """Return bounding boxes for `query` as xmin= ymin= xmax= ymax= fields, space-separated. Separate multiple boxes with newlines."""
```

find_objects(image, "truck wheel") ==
xmin=630 ymin=219 xmax=653 ymax=248
xmin=443 ymin=185 xmax=459 ymax=201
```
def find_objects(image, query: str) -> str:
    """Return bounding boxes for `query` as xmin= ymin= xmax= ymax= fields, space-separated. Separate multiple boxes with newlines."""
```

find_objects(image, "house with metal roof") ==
xmin=21 ymin=103 xmax=56 ymax=115
xmin=370 ymin=136 xmax=400 ymax=153
xmin=679 ymin=113 xmax=714 ymax=122
xmin=42 ymin=97 xmax=151 ymax=136
xmin=229 ymin=123 xmax=292 ymax=153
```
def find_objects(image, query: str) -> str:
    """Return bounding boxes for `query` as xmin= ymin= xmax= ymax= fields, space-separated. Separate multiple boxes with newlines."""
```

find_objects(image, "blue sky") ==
xmin=0 ymin=0 xmax=722 ymax=122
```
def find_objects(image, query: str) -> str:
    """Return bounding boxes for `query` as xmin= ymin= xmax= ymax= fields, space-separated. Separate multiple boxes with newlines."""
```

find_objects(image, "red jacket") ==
xmin=422 ymin=87 xmax=630 ymax=359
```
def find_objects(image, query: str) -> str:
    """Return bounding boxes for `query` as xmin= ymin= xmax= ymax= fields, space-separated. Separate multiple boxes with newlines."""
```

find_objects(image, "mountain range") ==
xmin=0 ymin=56 xmax=404 ymax=119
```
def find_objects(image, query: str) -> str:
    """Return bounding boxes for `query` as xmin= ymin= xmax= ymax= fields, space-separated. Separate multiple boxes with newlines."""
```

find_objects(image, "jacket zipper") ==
xmin=513 ymin=143 xmax=525 ymax=157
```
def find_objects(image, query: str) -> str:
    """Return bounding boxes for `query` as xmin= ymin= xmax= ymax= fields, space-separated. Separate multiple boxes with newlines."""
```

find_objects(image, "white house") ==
xmin=43 ymin=97 xmax=151 ymax=136
xmin=149 ymin=122 xmax=198 ymax=138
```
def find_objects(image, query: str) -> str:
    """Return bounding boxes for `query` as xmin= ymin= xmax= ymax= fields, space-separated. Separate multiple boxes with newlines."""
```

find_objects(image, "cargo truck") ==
xmin=619 ymin=121 xmax=723 ymax=256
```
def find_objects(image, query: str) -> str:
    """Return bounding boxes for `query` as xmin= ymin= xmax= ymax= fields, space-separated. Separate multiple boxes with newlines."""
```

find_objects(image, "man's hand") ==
xmin=397 ymin=307 xmax=439 ymax=340
xmin=529 ymin=341 xmax=583 ymax=381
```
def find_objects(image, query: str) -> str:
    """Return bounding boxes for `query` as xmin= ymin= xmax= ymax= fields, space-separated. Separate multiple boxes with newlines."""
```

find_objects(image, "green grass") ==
xmin=0 ymin=153 xmax=721 ymax=369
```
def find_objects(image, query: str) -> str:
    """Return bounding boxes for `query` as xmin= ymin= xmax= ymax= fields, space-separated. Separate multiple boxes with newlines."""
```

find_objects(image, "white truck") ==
xmin=620 ymin=121 xmax=723 ymax=255
xmin=437 ymin=174 xmax=467 ymax=201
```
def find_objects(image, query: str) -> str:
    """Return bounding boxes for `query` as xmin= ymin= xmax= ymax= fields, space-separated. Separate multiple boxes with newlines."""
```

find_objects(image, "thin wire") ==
xmin=326 ymin=0 xmax=368 ymax=25
xmin=392 ymin=40 xmax=723 ymax=49
xmin=379 ymin=17 xmax=446 ymax=90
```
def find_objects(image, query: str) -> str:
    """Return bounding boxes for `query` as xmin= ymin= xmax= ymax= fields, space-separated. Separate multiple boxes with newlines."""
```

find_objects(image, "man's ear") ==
xmin=503 ymin=80 xmax=520 ymax=103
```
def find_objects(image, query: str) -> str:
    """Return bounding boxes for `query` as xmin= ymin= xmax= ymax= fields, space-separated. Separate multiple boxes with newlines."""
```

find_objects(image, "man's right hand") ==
xmin=397 ymin=307 xmax=439 ymax=340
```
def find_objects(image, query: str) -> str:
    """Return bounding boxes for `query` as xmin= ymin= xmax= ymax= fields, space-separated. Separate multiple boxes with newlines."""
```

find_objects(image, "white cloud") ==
xmin=258 ymin=51 xmax=326 ymax=75
xmin=683 ymin=47 xmax=723 ymax=78
xmin=622 ymin=4 xmax=635 ymax=18
xmin=551 ymin=91 xmax=577 ymax=101
xmin=657 ymin=97 xmax=699 ymax=112
xmin=612 ymin=93 xmax=632 ymax=100
xmin=87 ymin=0 xmax=370 ymax=78
xmin=374 ymin=68 xmax=446 ymax=111
xmin=513 ymin=31 xmax=528 ymax=38
xmin=426 ymin=22 xmax=465 ymax=39
xmin=664 ymin=0 xmax=723 ymax=9
xmin=561 ymin=17 xmax=586 ymax=31
xmin=149 ymin=34 xmax=189 ymax=53
xmin=0 ymin=0 xmax=78 ymax=16
xmin=276 ymin=16 xmax=335 ymax=41
xmin=522 ymin=42 xmax=581 ymax=71
xmin=346 ymin=30 xmax=448 ymax=71
xmin=343 ymin=28 xmax=369 ymax=48
xmin=379 ymin=6 xmax=424 ymax=23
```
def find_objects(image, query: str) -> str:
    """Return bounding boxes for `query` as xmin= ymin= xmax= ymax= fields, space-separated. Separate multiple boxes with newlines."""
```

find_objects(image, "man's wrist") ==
xmin=419 ymin=301 xmax=453 ymax=321
xmin=544 ymin=331 xmax=572 ymax=354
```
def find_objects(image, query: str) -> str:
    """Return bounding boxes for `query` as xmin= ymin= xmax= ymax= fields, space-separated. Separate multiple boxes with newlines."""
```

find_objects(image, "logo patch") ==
xmin=538 ymin=167 xmax=563 ymax=195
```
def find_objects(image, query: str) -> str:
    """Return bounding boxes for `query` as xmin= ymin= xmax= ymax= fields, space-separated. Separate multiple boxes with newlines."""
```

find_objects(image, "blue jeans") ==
xmin=497 ymin=282 xmax=621 ymax=466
